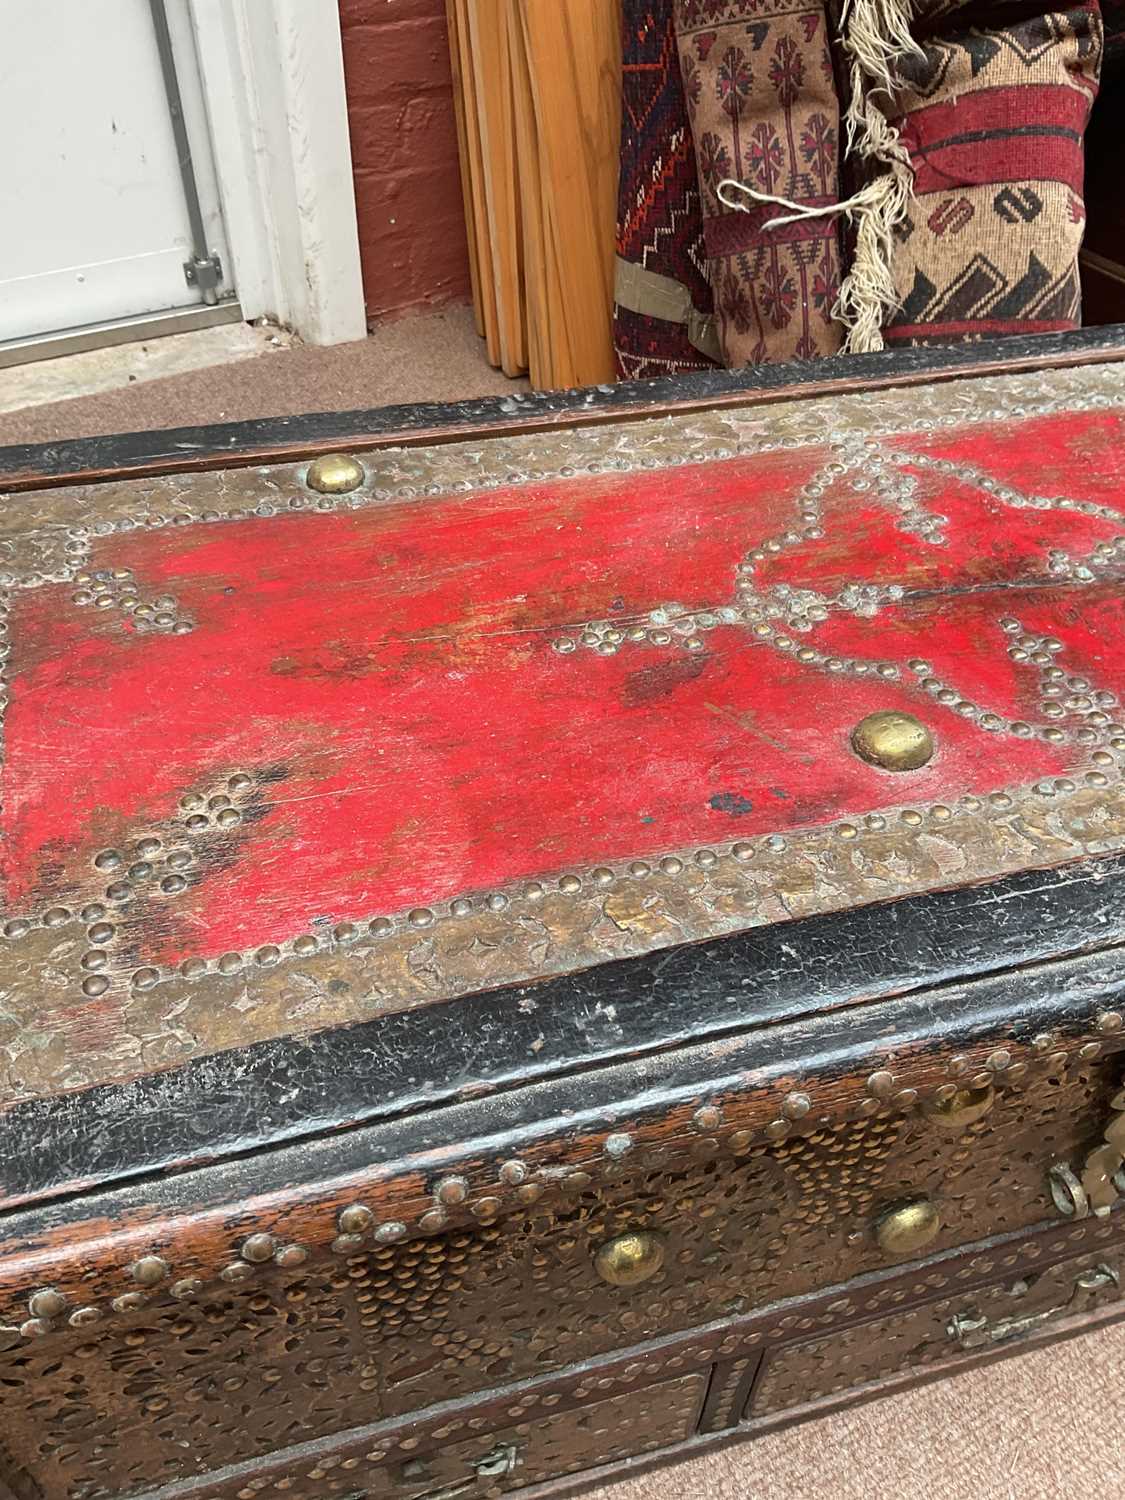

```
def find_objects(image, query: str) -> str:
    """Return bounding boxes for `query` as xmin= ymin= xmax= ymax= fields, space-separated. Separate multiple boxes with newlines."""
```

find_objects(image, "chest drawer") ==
xmin=749 ymin=1243 xmax=1125 ymax=1418
xmin=168 ymin=1373 xmax=707 ymax=1500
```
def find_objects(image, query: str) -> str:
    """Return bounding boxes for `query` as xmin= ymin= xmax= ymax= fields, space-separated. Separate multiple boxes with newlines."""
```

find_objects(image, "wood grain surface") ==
xmin=445 ymin=0 xmax=620 ymax=386
xmin=519 ymin=0 xmax=620 ymax=386
xmin=445 ymin=0 xmax=486 ymax=343
xmin=466 ymin=0 xmax=527 ymax=375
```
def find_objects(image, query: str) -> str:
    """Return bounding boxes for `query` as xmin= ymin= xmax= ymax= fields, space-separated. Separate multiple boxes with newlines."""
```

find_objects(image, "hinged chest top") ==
xmin=1 ymin=360 xmax=1124 ymax=1166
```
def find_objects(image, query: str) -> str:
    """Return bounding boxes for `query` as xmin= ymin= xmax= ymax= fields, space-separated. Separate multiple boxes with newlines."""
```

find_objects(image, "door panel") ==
xmin=0 ymin=0 xmax=231 ymax=341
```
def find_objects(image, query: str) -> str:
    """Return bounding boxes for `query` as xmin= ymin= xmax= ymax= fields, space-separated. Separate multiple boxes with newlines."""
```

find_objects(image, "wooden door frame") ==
xmin=187 ymin=0 xmax=367 ymax=346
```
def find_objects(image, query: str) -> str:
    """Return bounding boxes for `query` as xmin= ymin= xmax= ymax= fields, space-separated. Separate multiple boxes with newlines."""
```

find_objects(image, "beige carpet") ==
xmin=590 ymin=1323 xmax=1125 ymax=1499
xmin=4 ymin=306 xmax=1123 ymax=1499
xmin=0 ymin=305 xmax=525 ymax=446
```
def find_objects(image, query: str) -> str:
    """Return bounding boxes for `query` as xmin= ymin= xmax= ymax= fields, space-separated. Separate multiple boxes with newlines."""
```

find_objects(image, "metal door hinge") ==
xmin=183 ymin=253 xmax=224 ymax=297
xmin=948 ymin=1264 xmax=1120 ymax=1349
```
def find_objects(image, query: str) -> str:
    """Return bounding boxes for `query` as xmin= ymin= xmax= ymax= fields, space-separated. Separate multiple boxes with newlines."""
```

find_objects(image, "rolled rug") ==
xmin=875 ymin=0 xmax=1103 ymax=346
xmin=614 ymin=0 xmax=720 ymax=379
xmin=672 ymin=0 xmax=847 ymax=365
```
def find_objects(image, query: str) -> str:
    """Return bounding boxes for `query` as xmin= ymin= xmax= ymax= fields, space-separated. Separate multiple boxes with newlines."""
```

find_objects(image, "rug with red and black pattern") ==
xmin=614 ymin=0 xmax=719 ymax=379
xmin=673 ymin=0 xmax=846 ymax=366
xmin=882 ymin=0 xmax=1103 ymax=346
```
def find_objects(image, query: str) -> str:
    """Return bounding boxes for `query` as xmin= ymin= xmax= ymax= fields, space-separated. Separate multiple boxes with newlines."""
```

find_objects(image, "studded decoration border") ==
xmin=1 ymin=1010 xmax=1122 ymax=1349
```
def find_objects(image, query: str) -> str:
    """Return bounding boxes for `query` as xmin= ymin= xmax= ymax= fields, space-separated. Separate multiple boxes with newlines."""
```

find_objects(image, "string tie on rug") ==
xmin=716 ymin=177 xmax=891 ymax=231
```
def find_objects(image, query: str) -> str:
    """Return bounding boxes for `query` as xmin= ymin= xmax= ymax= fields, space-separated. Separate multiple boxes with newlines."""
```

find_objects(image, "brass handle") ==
xmin=947 ymin=1265 xmax=1120 ymax=1349
xmin=594 ymin=1231 xmax=666 ymax=1287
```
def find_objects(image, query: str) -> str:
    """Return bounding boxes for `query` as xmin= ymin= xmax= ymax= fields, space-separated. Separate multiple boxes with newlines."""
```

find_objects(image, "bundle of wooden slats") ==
xmin=446 ymin=0 xmax=622 ymax=390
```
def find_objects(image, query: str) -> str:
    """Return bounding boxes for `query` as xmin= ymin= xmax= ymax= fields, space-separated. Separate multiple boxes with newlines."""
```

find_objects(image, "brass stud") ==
xmin=274 ymin=1244 xmax=309 ymax=1269
xmin=874 ymin=1199 xmax=941 ymax=1257
xmin=851 ymin=711 xmax=936 ymax=772
xmin=693 ymin=1105 xmax=722 ymax=1131
xmin=240 ymin=1233 xmax=276 ymax=1264
xmin=338 ymin=1204 xmax=374 ymax=1236
xmin=374 ymin=1222 xmax=407 ymax=1244
xmin=170 ymin=1278 xmax=203 ymax=1300
xmin=435 ymin=1176 xmax=469 ymax=1207
xmin=305 ymin=454 xmax=365 ymax=495
xmin=923 ymin=1085 xmax=995 ymax=1132
xmin=782 ymin=1092 xmax=811 ymax=1120
xmin=68 ymin=1307 xmax=102 ymax=1328
xmin=867 ymin=1070 xmax=896 ymax=1099
xmin=594 ymin=1232 xmax=666 ymax=1288
xmin=113 ymin=1291 xmax=147 ymax=1312
xmin=1097 ymin=1011 xmax=1123 ymax=1034
xmin=28 ymin=1288 xmax=67 ymax=1320
xmin=131 ymin=1256 xmax=168 ymax=1288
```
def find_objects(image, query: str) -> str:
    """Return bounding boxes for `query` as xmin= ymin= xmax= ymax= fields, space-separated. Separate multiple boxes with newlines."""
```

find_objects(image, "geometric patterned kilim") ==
xmin=883 ymin=0 xmax=1103 ymax=346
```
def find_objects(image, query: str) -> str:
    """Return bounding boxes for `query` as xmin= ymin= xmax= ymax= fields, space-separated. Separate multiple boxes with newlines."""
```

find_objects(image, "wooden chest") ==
xmin=2 ymin=330 xmax=1125 ymax=1500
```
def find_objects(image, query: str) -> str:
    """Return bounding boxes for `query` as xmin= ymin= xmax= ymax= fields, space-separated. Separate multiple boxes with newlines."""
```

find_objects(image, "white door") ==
xmin=0 ymin=0 xmax=233 ymax=345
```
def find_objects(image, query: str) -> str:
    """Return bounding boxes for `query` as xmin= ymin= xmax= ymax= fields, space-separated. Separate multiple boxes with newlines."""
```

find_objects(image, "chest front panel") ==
xmin=1 ymin=1021 xmax=1121 ymax=1500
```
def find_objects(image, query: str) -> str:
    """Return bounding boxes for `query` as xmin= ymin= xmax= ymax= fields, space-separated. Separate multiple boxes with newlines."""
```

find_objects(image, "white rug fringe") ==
xmin=835 ymin=0 xmax=926 ymax=353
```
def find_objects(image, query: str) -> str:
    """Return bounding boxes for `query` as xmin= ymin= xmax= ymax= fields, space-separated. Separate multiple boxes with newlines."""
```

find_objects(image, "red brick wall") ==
xmin=339 ymin=0 xmax=472 ymax=321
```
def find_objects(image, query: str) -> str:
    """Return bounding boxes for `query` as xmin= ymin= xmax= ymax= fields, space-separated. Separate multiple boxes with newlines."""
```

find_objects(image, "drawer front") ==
xmin=750 ymin=1245 xmax=1125 ymax=1417
xmin=2 ymin=1016 xmax=1124 ymax=1499
xmin=181 ymin=1373 xmax=707 ymax=1500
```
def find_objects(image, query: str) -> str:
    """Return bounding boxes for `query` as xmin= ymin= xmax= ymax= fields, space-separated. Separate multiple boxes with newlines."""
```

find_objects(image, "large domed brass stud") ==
xmin=131 ymin=1255 xmax=169 ymax=1287
xmin=874 ymin=1198 xmax=941 ymax=1257
xmin=305 ymin=453 xmax=365 ymax=495
xmin=923 ymin=1085 xmax=995 ymax=1132
xmin=851 ymin=711 xmax=936 ymax=772
xmin=594 ymin=1231 xmax=666 ymax=1288
xmin=28 ymin=1288 xmax=67 ymax=1320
